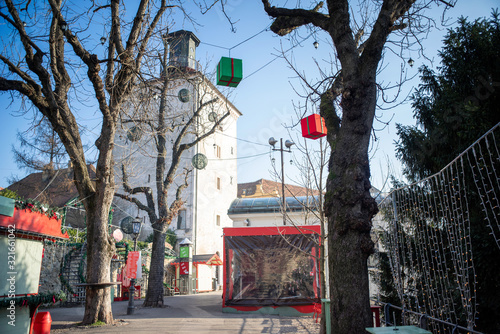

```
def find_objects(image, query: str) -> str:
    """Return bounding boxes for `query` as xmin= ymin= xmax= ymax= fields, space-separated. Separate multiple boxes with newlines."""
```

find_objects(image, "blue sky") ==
xmin=0 ymin=1 xmax=498 ymax=191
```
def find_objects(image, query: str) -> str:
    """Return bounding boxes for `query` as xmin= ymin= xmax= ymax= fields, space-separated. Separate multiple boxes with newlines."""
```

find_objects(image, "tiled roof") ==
xmin=237 ymin=179 xmax=320 ymax=198
xmin=8 ymin=165 xmax=97 ymax=208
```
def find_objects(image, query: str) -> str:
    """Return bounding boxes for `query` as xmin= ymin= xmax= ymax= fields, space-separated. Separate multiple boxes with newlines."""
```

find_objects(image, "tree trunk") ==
xmin=326 ymin=77 xmax=378 ymax=333
xmin=143 ymin=228 xmax=167 ymax=307
xmin=82 ymin=189 xmax=115 ymax=324
xmin=319 ymin=191 xmax=327 ymax=334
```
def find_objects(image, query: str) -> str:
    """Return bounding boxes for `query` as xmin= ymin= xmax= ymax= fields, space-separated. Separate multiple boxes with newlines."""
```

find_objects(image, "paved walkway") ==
xmin=41 ymin=291 xmax=320 ymax=334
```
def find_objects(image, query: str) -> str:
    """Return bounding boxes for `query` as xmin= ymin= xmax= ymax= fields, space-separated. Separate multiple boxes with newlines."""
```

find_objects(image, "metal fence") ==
xmin=375 ymin=301 xmax=483 ymax=334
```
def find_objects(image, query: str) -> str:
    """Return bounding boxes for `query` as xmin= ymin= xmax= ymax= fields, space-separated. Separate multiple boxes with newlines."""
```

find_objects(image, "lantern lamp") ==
xmin=313 ymin=41 xmax=319 ymax=49
xmin=132 ymin=218 xmax=141 ymax=235
xmin=408 ymin=58 xmax=415 ymax=67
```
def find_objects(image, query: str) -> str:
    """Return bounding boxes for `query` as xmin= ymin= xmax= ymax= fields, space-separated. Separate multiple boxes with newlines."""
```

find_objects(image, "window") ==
xmin=177 ymin=210 xmax=186 ymax=230
xmin=216 ymin=215 xmax=221 ymax=226
xmin=217 ymin=177 xmax=221 ymax=190
xmin=215 ymin=145 xmax=221 ymax=158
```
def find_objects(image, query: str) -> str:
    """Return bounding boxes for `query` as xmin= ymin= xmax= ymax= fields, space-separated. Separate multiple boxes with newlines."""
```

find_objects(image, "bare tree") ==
xmin=12 ymin=117 xmax=67 ymax=174
xmin=290 ymin=136 xmax=329 ymax=333
xmin=261 ymin=0 xmax=456 ymax=332
xmin=114 ymin=51 xmax=233 ymax=305
xmin=0 ymin=0 xmax=186 ymax=324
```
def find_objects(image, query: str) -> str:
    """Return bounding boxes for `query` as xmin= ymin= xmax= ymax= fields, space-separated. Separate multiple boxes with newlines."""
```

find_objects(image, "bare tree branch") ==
xmin=262 ymin=0 xmax=329 ymax=36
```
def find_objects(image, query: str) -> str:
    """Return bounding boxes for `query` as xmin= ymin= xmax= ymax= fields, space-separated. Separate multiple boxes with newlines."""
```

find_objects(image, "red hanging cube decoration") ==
xmin=217 ymin=57 xmax=243 ymax=87
xmin=301 ymin=114 xmax=327 ymax=139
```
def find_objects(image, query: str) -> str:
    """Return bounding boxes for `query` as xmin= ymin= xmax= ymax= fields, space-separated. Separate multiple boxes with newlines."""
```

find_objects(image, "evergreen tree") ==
xmin=396 ymin=12 xmax=500 ymax=181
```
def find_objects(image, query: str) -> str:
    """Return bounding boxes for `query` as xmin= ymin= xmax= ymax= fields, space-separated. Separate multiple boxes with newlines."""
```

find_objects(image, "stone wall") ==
xmin=38 ymin=242 xmax=65 ymax=294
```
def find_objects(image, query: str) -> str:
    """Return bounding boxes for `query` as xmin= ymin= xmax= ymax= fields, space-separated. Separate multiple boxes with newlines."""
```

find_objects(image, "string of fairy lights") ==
xmin=382 ymin=122 xmax=500 ymax=332
xmin=466 ymin=123 xmax=500 ymax=249
xmin=386 ymin=165 xmax=476 ymax=332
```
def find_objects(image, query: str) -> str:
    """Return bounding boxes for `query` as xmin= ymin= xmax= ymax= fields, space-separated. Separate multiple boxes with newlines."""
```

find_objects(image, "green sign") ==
xmin=179 ymin=246 xmax=189 ymax=258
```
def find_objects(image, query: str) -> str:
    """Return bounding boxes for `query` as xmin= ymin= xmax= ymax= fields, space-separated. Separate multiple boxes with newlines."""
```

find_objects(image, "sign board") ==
xmin=179 ymin=261 xmax=189 ymax=275
xmin=125 ymin=251 xmax=142 ymax=279
xmin=0 ymin=236 xmax=43 ymax=296
xmin=179 ymin=246 xmax=190 ymax=258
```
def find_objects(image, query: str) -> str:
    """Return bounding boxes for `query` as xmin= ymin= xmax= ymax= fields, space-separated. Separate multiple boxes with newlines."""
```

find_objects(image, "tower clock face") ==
xmin=178 ymin=88 xmax=191 ymax=102
xmin=192 ymin=153 xmax=208 ymax=169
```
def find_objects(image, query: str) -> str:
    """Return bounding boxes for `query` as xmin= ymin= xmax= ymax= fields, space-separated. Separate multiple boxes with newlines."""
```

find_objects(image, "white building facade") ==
xmin=113 ymin=31 xmax=241 ymax=261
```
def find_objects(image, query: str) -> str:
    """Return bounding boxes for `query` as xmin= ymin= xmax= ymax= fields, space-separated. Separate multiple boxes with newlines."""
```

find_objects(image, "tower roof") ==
xmin=164 ymin=30 xmax=200 ymax=47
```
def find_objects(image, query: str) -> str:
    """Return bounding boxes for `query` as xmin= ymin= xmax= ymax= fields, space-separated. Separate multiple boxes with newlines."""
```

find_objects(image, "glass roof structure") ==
xmin=227 ymin=196 xmax=320 ymax=214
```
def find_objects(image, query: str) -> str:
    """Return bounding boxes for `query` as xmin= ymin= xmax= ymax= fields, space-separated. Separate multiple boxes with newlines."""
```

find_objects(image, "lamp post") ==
xmin=127 ymin=217 xmax=142 ymax=315
xmin=269 ymin=137 xmax=294 ymax=225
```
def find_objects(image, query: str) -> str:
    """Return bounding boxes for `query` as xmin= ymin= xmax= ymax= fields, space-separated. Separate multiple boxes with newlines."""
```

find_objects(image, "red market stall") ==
xmin=222 ymin=225 xmax=321 ymax=316
xmin=0 ymin=199 xmax=69 ymax=334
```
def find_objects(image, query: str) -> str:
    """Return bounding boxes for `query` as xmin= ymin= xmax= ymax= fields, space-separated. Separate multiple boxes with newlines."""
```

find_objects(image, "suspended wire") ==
xmin=199 ymin=25 xmax=271 ymax=56
xmin=245 ymin=33 xmax=314 ymax=80
xmin=33 ymin=169 xmax=60 ymax=200
xmin=245 ymin=57 xmax=280 ymax=80
xmin=229 ymin=26 xmax=270 ymax=51
xmin=199 ymin=23 xmax=314 ymax=80
xmin=215 ymin=130 xmax=269 ymax=147
xmin=207 ymin=151 xmax=268 ymax=161
xmin=199 ymin=41 xmax=230 ymax=50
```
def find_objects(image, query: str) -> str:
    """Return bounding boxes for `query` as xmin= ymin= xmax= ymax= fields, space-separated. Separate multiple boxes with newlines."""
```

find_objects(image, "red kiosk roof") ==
xmin=223 ymin=225 xmax=320 ymax=237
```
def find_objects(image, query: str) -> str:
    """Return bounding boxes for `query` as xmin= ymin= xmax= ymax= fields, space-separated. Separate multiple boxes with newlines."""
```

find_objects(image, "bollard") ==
xmin=321 ymin=299 xmax=331 ymax=334
xmin=33 ymin=311 xmax=52 ymax=334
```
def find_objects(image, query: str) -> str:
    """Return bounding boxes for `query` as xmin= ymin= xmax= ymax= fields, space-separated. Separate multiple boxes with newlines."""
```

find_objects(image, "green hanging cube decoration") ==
xmin=217 ymin=57 xmax=243 ymax=87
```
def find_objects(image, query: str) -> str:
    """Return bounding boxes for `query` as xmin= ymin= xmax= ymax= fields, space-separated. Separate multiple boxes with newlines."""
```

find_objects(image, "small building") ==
xmin=0 ymin=197 xmax=68 ymax=334
xmin=222 ymin=225 xmax=321 ymax=316
xmin=228 ymin=180 xmax=388 ymax=301
xmin=170 ymin=253 xmax=223 ymax=293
